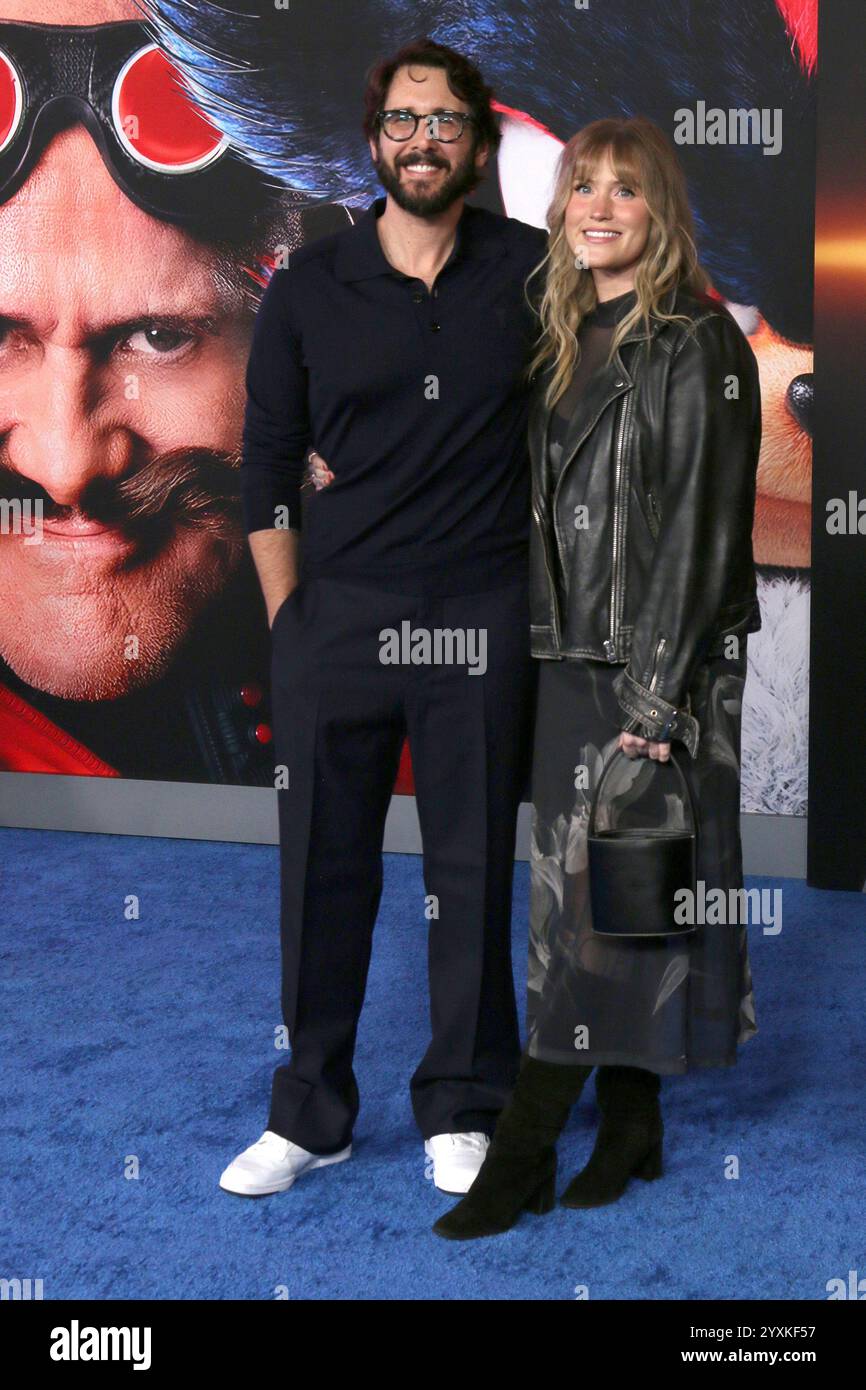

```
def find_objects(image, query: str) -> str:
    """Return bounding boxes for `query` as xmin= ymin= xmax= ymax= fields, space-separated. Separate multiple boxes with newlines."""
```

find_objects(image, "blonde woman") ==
xmin=434 ymin=117 xmax=761 ymax=1241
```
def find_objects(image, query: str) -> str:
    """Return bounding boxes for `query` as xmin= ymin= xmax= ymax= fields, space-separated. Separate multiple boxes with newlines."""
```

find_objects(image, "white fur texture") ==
xmin=741 ymin=572 xmax=810 ymax=815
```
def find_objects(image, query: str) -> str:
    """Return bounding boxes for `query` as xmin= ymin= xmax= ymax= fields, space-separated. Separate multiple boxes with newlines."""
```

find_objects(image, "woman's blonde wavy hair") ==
xmin=528 ymin=116 xmax=710 ymax=408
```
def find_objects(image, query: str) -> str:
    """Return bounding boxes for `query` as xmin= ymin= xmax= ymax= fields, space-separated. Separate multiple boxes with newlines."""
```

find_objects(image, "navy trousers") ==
xmin=267 ymin=571 xmax=536 ymax=1153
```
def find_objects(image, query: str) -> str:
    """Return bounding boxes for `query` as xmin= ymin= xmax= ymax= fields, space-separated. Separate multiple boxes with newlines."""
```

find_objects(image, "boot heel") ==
xmin=524 ymin=1168 xmax=557 ymax=1215
xmin=635 ymin=1138 xmax=663 ymax=1181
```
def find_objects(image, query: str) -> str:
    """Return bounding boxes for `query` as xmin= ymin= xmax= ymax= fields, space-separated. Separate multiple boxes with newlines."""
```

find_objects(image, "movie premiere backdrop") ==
xmin=0 ymin=4 xmax=817 ymax=817
xmin=809 ymin=0 xmax=866 ymax=892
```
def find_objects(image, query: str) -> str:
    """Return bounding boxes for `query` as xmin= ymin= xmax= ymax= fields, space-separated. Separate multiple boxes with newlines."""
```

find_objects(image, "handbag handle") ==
xmin=587 ymin=743 xmax=699 ymax=840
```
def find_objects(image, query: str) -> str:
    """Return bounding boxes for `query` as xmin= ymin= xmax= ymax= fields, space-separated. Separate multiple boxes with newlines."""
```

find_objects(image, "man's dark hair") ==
xmin=362 ymin=37 xmax=501 ymax=156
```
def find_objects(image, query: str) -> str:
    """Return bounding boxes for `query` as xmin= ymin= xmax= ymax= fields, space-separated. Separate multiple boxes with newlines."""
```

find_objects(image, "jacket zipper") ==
xmin=533 ymin=495 xmax=561 ymax=645
xmin=533 ymin=408 xmax=562 ymax=646
xmin=606 ymin=391 xmax=634 ymax=659
xmin=547 ymin=366 xmax=631 ymax=659
xmin=648 ymin=636 xmax=666 ymax=693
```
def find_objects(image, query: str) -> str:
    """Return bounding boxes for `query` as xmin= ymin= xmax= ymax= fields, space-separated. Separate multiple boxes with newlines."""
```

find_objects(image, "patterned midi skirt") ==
xmin=526 ymin=645 xmax=758 ymax=1073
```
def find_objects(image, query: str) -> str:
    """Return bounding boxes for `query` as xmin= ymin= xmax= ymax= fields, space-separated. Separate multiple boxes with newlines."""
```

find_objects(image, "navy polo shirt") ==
xmin=240 ymin=196 xmax=547 ymax=594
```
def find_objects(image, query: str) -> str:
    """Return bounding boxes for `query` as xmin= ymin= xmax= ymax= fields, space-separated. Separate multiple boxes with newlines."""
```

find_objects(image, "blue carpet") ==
xmin=1 ymin=826 xmax=863 ymax=1301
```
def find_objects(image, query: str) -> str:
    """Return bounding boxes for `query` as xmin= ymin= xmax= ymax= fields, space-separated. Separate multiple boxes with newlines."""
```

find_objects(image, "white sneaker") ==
xmin=424 ymin=1132 xmax=490 ymax=1194
xmin=219 ymin=1130 xmax=352 ymax=1196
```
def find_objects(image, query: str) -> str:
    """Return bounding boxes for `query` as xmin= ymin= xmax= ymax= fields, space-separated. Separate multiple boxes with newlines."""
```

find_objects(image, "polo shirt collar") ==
xmin=334 ymin=196 xmax=508 ymax=282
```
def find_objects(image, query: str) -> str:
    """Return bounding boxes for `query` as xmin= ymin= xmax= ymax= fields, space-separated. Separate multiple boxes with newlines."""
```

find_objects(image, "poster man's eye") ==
xmin=124 ymin=326 xmax=195 ymax=355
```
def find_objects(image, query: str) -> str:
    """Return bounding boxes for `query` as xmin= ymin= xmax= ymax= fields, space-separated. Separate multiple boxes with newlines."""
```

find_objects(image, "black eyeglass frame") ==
xmin=376 ymin=109 xmax=476 ymax=143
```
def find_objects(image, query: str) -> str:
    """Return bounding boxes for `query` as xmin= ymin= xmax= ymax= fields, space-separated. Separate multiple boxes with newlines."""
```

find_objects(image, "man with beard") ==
xmin=0 ymin=0 xmax=299 ymax=784
xmin=220 ymin=39 xmax=547 ymax=1198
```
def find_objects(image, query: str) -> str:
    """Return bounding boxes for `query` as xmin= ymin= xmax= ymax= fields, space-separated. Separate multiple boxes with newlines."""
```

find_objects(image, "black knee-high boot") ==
xmin=559 ymin=1064 xmax=663 ymax=1209
xmin=432 ymin=1053 xmax=592 ymax=1240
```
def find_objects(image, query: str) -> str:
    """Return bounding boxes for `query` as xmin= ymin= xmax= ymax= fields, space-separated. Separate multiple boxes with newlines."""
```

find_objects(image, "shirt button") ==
xmin=431 ymin=322 xmax=441 ymax=332
xmin=412 ymin=292 xmax=424 ymax=304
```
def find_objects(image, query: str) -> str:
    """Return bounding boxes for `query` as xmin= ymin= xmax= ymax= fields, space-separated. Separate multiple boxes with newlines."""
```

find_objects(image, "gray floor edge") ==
xmin=0 ymin=771 xmax=807 ymax=879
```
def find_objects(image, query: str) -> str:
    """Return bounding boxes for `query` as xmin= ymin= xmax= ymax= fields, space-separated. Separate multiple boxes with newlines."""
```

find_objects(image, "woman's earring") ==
xmin=574 ymin=247 xmax=589 ymax=270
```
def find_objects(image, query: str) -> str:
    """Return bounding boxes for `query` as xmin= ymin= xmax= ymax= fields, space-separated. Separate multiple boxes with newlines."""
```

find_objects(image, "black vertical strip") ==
xmin=808 ymin=0 xmax=866 ymax=888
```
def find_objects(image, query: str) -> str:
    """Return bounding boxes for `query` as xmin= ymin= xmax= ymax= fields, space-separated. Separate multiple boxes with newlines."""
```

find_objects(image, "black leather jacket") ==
xmin=529 ymin=288 xmax=762 ymax=757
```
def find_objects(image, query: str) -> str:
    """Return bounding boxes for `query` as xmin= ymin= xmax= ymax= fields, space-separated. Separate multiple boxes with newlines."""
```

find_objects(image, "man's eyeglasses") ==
xmin=377 ymin=109 xmax=474 ymax=143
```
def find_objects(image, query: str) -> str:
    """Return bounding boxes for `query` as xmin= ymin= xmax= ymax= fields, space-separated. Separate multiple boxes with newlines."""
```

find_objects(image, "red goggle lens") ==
xmin=112 ymin=44 xmax=226 ymax=173
xmin=0 ymin=47 xmax=23 ymax=154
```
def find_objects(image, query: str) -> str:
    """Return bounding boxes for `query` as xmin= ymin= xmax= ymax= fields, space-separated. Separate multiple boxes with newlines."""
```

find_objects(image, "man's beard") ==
xmin=374 ymin=143 xmax=481 ymax=216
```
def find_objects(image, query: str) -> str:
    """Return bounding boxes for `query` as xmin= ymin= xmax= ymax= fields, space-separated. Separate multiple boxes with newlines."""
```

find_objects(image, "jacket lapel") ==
xmin=528 ymin=364 xmax=555 ymax=499
xmin=530 ymin=355 xmax=633 ymax=499
xmin=528 ymin=306 xmax=671 ymax=498
xmin=557 ymin=357 xmax=632 ymax=470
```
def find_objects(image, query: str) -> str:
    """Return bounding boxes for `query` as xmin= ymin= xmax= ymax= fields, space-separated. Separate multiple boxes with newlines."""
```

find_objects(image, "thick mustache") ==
xmin=0 ymin=447 xmax=242 ymax=539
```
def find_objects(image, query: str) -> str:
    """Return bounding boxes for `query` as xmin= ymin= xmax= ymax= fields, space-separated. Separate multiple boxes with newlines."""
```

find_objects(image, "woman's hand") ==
xmin=618 ymin=731 xmax=671 ymax=762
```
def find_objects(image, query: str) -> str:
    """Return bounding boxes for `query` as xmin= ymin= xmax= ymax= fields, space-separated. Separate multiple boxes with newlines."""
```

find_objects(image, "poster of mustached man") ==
xmin=0 ymin=0 xmax=815 ymax=810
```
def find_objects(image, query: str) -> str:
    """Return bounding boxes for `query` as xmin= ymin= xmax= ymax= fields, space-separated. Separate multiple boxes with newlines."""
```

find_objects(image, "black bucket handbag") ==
xmin=588 ymin=745 xmax=698 ymax=938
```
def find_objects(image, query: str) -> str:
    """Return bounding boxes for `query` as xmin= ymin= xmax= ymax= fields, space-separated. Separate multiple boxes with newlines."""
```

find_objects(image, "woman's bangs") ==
xmin=572 ymin=137 xmax=644 ymax=195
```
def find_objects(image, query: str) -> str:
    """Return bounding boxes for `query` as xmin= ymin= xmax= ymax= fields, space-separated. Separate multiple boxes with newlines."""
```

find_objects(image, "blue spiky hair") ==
xmin=136 ymin=0 xmax=429 ymax=201
xmin=139 ymin=0 xmax=815 ymax=342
